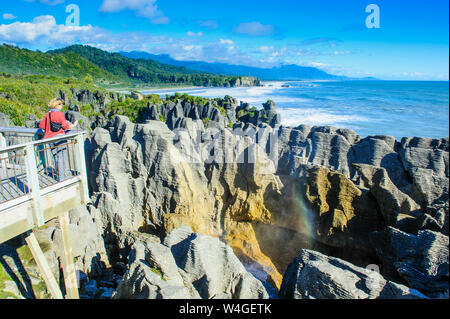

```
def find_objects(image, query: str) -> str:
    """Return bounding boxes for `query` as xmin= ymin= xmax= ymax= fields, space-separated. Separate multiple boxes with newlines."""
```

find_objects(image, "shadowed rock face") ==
xmin=114 ymin=227 xmax=269 ymax=299
xmin=86 ymin=116 xmax=285 ymax=288
xmin=279 ymin=249 xmax=428 ymax=299
xmin=82 ymin=97 xmax=448 ymax=298
xmin=370 ymin=227 xmax=449 ymax=298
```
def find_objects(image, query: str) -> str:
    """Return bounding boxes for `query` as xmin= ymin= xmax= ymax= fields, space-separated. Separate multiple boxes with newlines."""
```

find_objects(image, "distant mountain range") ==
xmin=0 ymin=43 xmax=360 ymax=89
xmin=120 ymin=51 xmax=347 ymax=81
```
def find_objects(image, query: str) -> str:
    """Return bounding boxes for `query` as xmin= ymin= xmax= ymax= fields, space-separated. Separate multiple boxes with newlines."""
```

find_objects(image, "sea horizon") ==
xmin=140 ymin=79 xmax=449 ymax=140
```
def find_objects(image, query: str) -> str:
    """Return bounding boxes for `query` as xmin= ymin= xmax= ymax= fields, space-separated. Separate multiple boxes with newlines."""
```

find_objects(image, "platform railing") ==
xmin=0 ymin=128 xmax=89 ymax=227
xmin=0 ymin=127 xmax=44 ymax=146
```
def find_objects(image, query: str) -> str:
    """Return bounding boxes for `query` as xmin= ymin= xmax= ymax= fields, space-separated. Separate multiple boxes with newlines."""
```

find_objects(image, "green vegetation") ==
xmin=0 ymin=73 xmax=101 ymax=126
xmin=1 ymin=44 xmax=259 ymax=88
xmin=0 ymin=68 xmax=259 ymax=129
xmin=0 ymin=264 xmax=18 ymax=299
xmin=150 ymin=267 xmax=167 ymax=281
xmin=48 ymin=45 xmax=248 ymax=87
xmin=0 ymin=241 xmax=52 ymax=299
xmin=0 ymin=74 xmax=236 ymax=127
xmin=147 ymin=94 xmax=162 ymax=105
xmin=107 ymin=97 xmax=148 ymax=123
xmin=166 ymin=92 xmax=209 ymax=106
xmin=0 ymin=44 xmax=119 ymax=84
xmin=237 ymin=109 xmax=246 ymax=118
xmin=247 ymin=106 xmax=258 ymax=118
xmin=79 ymin=104 xmax=101 ymax=118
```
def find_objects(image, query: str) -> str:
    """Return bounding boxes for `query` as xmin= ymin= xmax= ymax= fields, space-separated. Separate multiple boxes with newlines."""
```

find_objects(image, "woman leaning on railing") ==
xmin=38 ymin=98 xmax=78 ymax=182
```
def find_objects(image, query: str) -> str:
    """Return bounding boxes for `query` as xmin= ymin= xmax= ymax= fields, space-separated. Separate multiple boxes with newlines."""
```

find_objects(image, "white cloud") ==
xmin=333 ymin=50 xmax=352 ymax=55
xmin=0 ymin=15 xmax=262 ymax=67
xmin=219 ymin=39 xmax=234 ymax=45
xmin=149 ymin=39 xmax=259 ymax=66
xmin=99 ymin=0 xmax=169 ymax=24
xmin=295 ymin=48 xmax=317 ymax=56
xmin=25 ymin=0 xmax=65 ymax=5
xmin=0 ymin=15 xmax=117 ymax=48
xmin=2 ymin=13 xmax=17 ymax=20
xmin=198 ymin=20 xmax=218 ymax=30
xmin=258 ymin=46 xmax=274 ymax=53
xmin=305 ymin=62 xmax=330 ymax=69
xmin=187 ymin=31 xmax=203 ymax=37
xmin=0 ymin=15 xmax=359 ymax=73
xmin=234 ymin=22 xmax=276 ymax=36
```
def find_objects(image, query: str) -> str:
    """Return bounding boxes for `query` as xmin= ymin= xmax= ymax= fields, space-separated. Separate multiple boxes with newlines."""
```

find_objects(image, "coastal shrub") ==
xmin=108 ymin=97 xmax=149 ymax=122
xmin=247 ymin=106 xmax=258 ymax=118
xmin=79 ymin=104 xmax=101 ymax=118
xmin=147 ymin=94 xmax=162 ymax=105
xmin=237 ymin=109 xmax=246 ymax=118
xmin=0 ymin=73 xmax=103 ymax=125
xmin=0 ymin=98 xmax=36 ymax=126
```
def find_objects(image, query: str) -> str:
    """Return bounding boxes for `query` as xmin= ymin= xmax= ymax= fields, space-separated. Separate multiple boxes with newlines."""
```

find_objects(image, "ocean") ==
xmin=141 ymin=80 xmax=449 ymax=140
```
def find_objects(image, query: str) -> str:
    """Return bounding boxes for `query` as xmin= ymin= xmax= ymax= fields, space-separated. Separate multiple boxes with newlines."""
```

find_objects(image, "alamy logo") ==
xmin=65 ymin=4 xmax=80 ymax=27
xmin=171 ymin=127 xmax=279 ymax=175
xmin=366 ymin=4 xmax=381 ymax=29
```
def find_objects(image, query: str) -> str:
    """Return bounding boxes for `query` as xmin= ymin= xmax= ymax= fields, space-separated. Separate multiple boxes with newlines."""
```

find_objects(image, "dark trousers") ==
xmin=50 ymin=140 xmax=69 ymax=181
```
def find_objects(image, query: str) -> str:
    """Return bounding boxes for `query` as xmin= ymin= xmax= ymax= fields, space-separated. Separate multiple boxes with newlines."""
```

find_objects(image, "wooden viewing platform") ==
xmin=0 ymin=127 xmax=89 ymax=299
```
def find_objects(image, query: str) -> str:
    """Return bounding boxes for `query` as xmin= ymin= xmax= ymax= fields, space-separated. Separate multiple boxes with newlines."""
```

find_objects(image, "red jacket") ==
xmin=39 ymin=110 xmax=70 ymax=139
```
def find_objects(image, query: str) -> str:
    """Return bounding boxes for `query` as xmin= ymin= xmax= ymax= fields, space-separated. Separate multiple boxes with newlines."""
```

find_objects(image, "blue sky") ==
xmin=0 ymin=0 xmax=448 ymax=80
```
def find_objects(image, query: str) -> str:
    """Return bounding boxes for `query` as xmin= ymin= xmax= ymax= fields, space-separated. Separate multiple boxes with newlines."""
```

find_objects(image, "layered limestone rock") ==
xmin=353 ymin=164 xmax=420 ymax=223
xmin=279 ymin=249 xmax=428 ymax=299
xmin=370 ymin=227 xmax=449 ymax=298
xmin=59 ymin=88 xmax=124 ymax=114
xmin=143 ymin=96 xmax=280 ymax=130
xmin=114 ymin=227 xmax=269 ymax=299
xmin=301 ymin=166 xmax=382 ymax=258
xmin=276 ymin=125 xmax=449 ymax=235
xmin=4 ymin=86 xmax=448 ymax=299
xmin=231 ymin=76 xmax=261 ymax=87
xmin=86 ymin=115 xmax=285 ymax=288
xmin=85 ymin=109 xmax=449 ymax=296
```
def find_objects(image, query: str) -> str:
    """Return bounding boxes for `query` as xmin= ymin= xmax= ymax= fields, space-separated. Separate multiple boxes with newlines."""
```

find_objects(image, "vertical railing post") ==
xmin=73 ymin=133 xmax=89 ymax=204
xmin=0 ymin=133 xmax=7 ymax=170
xmin=24 ymin=144 xmax=45 ymax=226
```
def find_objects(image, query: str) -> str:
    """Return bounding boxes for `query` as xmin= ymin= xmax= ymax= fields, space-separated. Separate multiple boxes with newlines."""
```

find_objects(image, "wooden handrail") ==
xmin=0 ymin=127 xmax=44 ymax=135
xmin=0 ymin=130 xmax=87 ymax=153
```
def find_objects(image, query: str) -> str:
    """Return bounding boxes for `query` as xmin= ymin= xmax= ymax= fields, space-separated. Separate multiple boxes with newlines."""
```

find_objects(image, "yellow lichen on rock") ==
xmin=225 ymin=221 xmax=283 ymax=289
xmin=305 ymin=167 xmax=361 ymax=237
xmin=301 ymin=166 xmax=380 ymax=256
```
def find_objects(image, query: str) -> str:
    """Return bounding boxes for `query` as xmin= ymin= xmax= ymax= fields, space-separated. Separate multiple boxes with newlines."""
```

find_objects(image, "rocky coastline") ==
xmin=0 ymin=89 xmax=448 ymax=299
